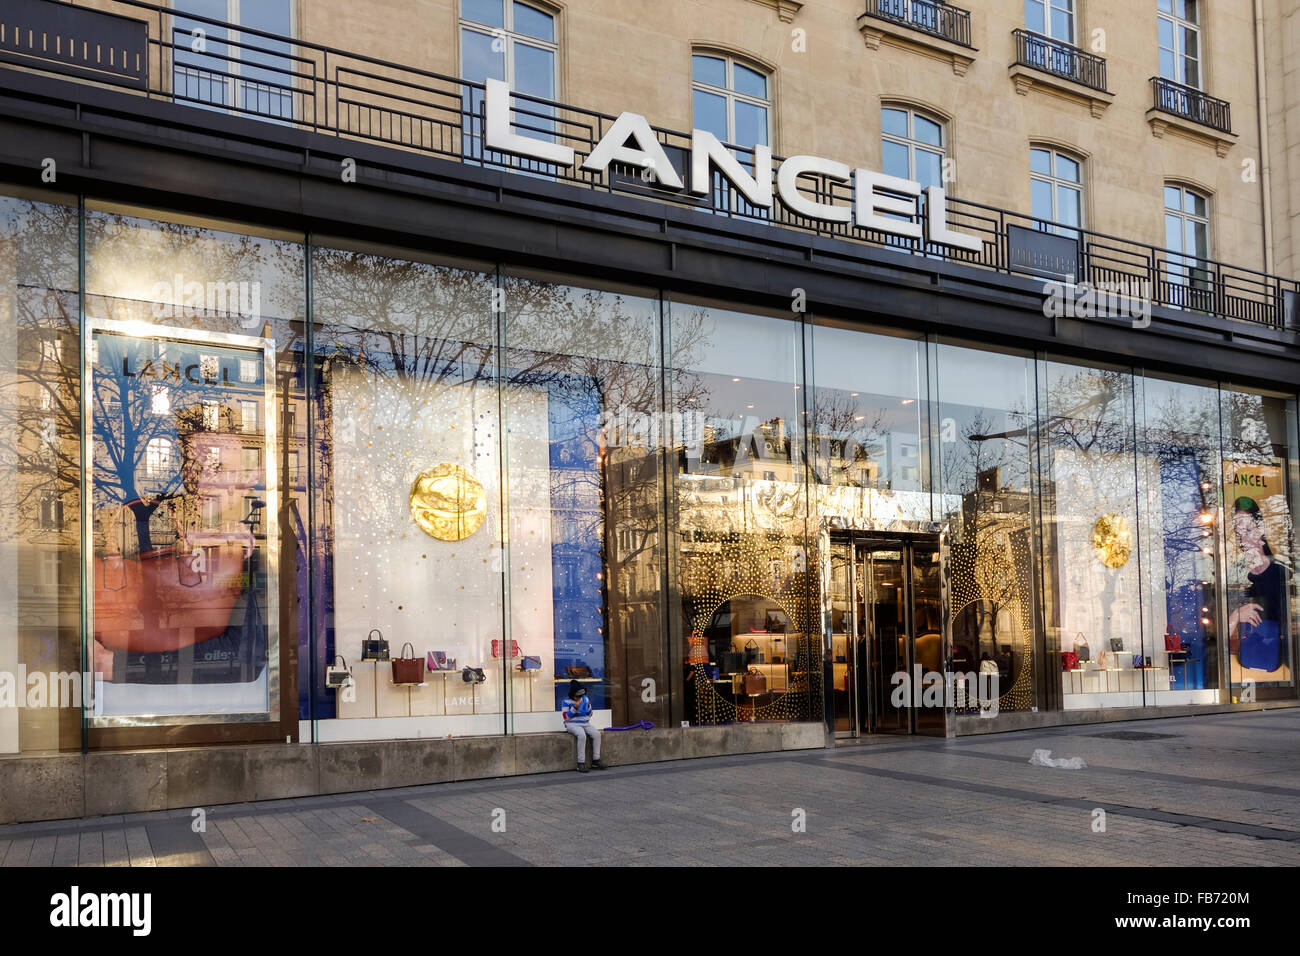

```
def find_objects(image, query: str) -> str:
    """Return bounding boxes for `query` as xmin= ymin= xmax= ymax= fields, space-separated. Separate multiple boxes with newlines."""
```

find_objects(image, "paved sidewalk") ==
xmin=2 ymin=709 xmax=1298 ymax=866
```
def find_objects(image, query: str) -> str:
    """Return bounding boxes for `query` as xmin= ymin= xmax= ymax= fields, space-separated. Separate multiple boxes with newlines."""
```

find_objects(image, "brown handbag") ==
xmin=94 ymin=500 xmax=249 ymax=653
xmin=391 ymin=642 xmax=425 ymax=684
xmin=743 ymin=667 xmax=767 ymax=696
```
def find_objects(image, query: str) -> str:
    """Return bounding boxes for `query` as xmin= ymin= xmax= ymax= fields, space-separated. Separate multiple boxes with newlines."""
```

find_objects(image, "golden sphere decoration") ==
xmin=1092 ymin=512 xmax=1132 ymax=569
xmin=409 ymin=464 xmax=487 ymax=542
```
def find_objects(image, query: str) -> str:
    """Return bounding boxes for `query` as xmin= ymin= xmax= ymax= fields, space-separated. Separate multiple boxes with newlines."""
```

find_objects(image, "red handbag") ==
xmin=391 ymin=642 xmax=425 ymax=684
xmin=1061 ymin=651 xmax=1079 ymax=671
xmin=1164 ymin=629 xmax=1183 ymax=652
xmin=491 ymin=639 xmax=520 ymax=659
xmin=94 ymin=500 xmax=249 ymax=653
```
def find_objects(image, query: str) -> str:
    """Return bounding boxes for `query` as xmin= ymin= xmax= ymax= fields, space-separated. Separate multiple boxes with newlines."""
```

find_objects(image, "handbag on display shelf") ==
xmin=1073 ymin=632 xmax=1091 ymax=662
xmin=461 ymin=666 xmax=487 ymax=684
xmin=721 ymin=644 xmax=746 ymax=674
xmin=565 ymin=664 xmax=593 ymax=678
xmin=391 ymin=642 xmax=425 ymax=684
xmin=519 ymin=655 xmax=542 ymax=671
xmin=1061 ymin=651 xmax=1079 ymax=671
xmin=742 ymin=667 xmax=767 ymax=696
xmin=94 ymin=499 xmax=250 ymax=653
xmin=744 ymin=638 xmax=764 ymax=665
xmin=1110 ymin=638 xmax=1125 ymax=652
xmin=1133 ymin=655 xmax=1146 ymax=668
xmin=362 ymin=628 xmax=390 ymax=661
xmin=491 ymin=639 xmax=521 ymax=659
xmin=1164 ymin=628 xmax=1183 ymax=653
xmin=326 ymin=656 xmax=353 ymax=688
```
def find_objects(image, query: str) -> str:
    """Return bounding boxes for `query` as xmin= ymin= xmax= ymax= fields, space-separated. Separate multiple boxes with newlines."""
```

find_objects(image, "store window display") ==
xmin=502 ymin=273 xmax=669 ymax=727
xmin=935 ymin=343 xmax=1037 ymax=715
xmin=0 ymin=189 xmax=82 ymax=753
xmin=671 ymin=301 xmax=819 ymax=725
xmin=82 ymin=203 xmax=304 ymax=736
xmin=309 ymin=242 xmax=513 ymax=738
xmin=1136 ymin=374 xmax=1222 ymax=703
xmin=1222 ymin=388 xmax=1298 ymax=695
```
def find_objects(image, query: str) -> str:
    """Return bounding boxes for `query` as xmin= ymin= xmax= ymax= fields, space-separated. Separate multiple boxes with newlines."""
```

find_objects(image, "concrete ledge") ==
xmin=0 ymin=720 xmax=825 ymax=825
xmin=955 ymin=699 xmax=1300 ymax=735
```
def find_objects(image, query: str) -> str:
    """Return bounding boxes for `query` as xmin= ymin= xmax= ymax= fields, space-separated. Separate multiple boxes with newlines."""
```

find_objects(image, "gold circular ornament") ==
xmin=409 ymin=464 xmax=487 ymax=541
xmin=1092 ymin=512 xmax=1132 ymax=569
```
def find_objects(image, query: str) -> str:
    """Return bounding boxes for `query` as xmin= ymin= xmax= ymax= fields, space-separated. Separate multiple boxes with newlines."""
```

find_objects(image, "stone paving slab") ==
xmin=1 ymin=710 xmax=1298 ymax=865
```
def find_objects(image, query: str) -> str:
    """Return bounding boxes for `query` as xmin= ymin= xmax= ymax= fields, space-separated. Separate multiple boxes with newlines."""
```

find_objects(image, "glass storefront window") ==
xmin=1137 ymin=374 xmax=1223 ymax=703
xmin=670 ymin=300 xmax=818 ymax=725
xmin=1041 ymin=360 xmax=1142 ymax=708
xmin=0 ymin=189 xmax=81 ymax=753
xmin=810 ymin=322 xmax=927 ymax=500
xmin=935 ymin=343 xmax=1037 ymax=715
xmin=83 ymin=203 xmax=304 ymax=742
xmin=309 ymin=241 xmax=504 ymax=738
xmin=502 ymin=272 xmax=669 ymax=729
xmin=1221 ymin=387 xmax=1299 ymax=697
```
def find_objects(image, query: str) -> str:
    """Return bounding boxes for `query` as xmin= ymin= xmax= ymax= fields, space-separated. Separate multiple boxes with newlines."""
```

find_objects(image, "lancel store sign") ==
xmin=484 ymin=78 xmax=983 ymax=252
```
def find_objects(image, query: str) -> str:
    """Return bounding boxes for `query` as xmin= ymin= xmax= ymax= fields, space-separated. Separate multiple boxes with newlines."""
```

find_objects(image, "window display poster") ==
xmin=89 ymin=323 xmax=274 ymax=721
xmin=1224 ymin=459 xmax=1294 ymax=686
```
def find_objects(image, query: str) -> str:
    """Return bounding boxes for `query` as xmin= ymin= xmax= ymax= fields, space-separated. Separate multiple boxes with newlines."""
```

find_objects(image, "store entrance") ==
xmin=828 ymin=534 xmax=944 ymax=737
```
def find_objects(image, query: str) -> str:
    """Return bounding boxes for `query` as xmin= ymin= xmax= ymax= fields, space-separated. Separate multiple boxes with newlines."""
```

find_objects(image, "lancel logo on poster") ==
xmin=483 ymin=78 xmax=983 ymax=252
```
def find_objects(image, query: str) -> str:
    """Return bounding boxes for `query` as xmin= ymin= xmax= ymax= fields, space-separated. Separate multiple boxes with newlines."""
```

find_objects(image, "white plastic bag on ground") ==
xmin=1028 ymin=748 xmax=1087 ymax=770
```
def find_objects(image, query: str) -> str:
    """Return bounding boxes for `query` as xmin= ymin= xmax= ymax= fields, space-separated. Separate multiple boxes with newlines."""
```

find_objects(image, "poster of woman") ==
xmin=1226 ymin=480 xmax=1294 ymax=687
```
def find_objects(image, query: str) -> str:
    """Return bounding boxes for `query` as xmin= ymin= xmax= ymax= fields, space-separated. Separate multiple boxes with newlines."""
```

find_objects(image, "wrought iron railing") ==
xmin=1013 ymin=29 xmax=1107 ymax=93
xmin=863 ymin=0 xmax=973 ymax=48
xmin=1150 ymin=76 xmax=1232 ymax=134
xmin=1 ymin=0 xmax=1293 ymax=329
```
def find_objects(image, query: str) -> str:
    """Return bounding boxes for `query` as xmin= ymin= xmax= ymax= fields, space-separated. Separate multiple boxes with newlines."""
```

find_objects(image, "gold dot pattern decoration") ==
xmin=682 ymin=536 xmax=822 ymax=725
xmin=409 ymin=464 xmax=488 ymax=542
xmin=1092 ymin=512 xmax=1132 ymax=569
xmin=948 ymin=516 xmax=1035 ymax=714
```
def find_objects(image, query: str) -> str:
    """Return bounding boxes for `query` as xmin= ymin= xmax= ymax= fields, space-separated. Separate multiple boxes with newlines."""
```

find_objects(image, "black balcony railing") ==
xmin=1013 ymin=29 xmax=1107 ymax=93
xmin=864 ymin=0 xmax=973 ymax=49
xmin=1150 ymin=76 xmax=1232 ymax=134
xmin=2 ymin=0 xmax=1293 ymax=330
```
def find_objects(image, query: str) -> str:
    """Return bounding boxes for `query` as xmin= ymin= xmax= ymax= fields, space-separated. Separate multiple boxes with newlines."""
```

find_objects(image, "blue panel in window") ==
xmin=882 ymin=107 xmax=908 ymax=138
xmin=692 ymin=54 xmax=726 ymax=87
xmin=734 ymin=100 xmax=768 ymax=146
xmin=462 ymin=27 xmax=506 ymax=83
xmin=693 ymin=89 xmax=727 ymax=139
xmin=514 ymin=42 xmax=554 ymax=98
xmin=463 ymin=0 xmax=505 ymax=28
xmin=733 ymin=63 xmax=767 ymax=99
xmin=913 ymin=115 xmax=942 ymax=147
xmin=881 ymin=140 xmax=910 ymax=180
xmin=514 ymin=2 xmax=555 ymax=42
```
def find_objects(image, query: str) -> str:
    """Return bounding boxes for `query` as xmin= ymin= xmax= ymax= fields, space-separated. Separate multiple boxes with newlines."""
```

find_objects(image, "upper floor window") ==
xmin=1158 ymin=0 xmax=1201 ymax=89
xmin=691 ymin=54 xmax=770 ymax=148
xmin=881 ymin=107 xmax=945 ymax=188
xmin=1030 ymin=146 xmax=1083 ymax=235
xmin=1164 ymin=184 xmax=1211 ymax=284
xmin=171 ymin=0 xmax=295 ymax=119
xmin=1026 ymin=0 xmax=1074 ymax=43
xmin=460 ymin=1 xmax=558 ymax=165
xmin=692 ymin=53 xmax=771 ymax=215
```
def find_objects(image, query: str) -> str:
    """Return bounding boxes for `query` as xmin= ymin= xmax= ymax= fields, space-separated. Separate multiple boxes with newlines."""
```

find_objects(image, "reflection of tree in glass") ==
xmin=4 ymin=199 xmax=80 ymax=556
xmin=1041 ymin=367 xmax=1135 ymax=648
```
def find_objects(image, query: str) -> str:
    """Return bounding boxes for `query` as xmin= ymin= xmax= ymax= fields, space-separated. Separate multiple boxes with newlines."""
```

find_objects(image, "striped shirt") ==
xmin=562 ymin=695 xmax=592 ymax=723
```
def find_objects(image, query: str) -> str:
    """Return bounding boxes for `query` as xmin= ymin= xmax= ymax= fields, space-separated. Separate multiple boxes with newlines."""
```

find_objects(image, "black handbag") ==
xmin=362 ymin=628 xmax=389 ymax=661
xmin=721 ymin=644 xmax=746 ymax=673
xmin=744 ymin=637 xmax=764 ymax=665
xmin=461 ymin=666 xmax=486 ymax=684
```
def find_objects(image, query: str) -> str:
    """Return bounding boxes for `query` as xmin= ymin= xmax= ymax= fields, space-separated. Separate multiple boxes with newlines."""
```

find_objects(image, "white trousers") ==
xmin=565 ymin=722 xmax=601 ymax=762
